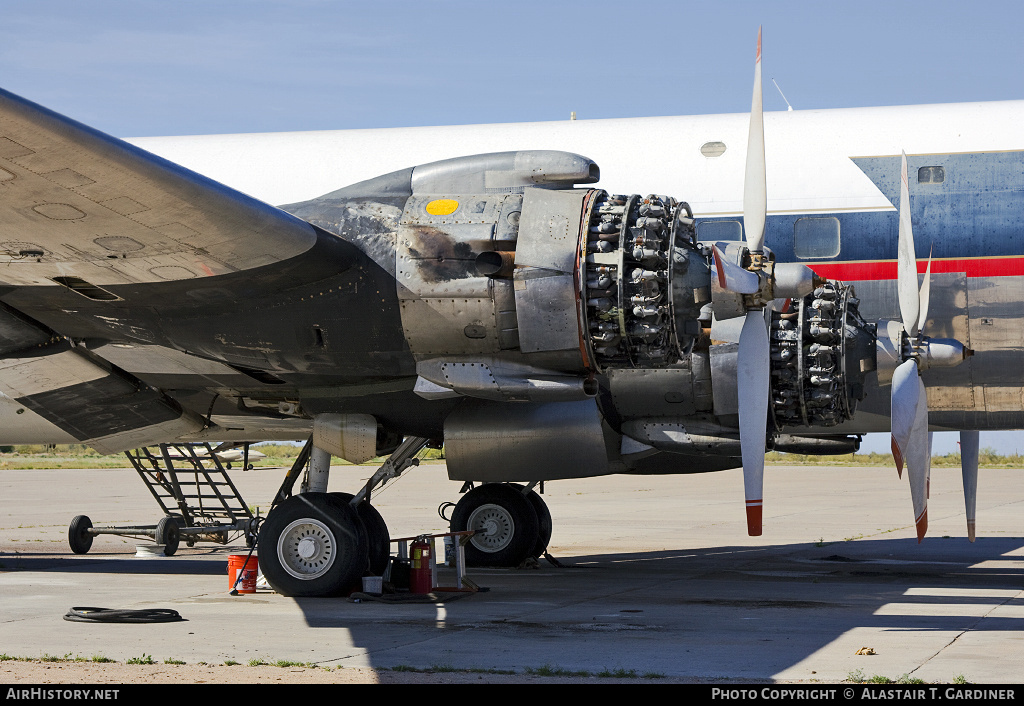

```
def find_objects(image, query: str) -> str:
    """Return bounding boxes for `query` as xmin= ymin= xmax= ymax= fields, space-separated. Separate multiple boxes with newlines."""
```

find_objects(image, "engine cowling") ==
xmin=300 ymin=150 xmax=877 ymax=481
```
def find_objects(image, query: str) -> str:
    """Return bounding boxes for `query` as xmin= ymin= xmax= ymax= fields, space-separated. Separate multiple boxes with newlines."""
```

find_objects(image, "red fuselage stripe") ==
xmin=807 ymin=256 xmax=1024 ymax=281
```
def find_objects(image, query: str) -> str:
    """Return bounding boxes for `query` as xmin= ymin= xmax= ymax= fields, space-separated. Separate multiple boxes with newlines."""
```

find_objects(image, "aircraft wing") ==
xmin=0 ymin=87 xmax=317 ymax=288
xmin=0 ymin=88 xmax=330 ymax=453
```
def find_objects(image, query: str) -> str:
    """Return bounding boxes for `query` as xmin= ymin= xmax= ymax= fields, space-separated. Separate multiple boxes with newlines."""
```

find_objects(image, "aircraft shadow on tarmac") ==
xmin=5 ymin=536 xmax=1022 ymax=678
xmin=273 ymin=536 xmax=1024 ymax=677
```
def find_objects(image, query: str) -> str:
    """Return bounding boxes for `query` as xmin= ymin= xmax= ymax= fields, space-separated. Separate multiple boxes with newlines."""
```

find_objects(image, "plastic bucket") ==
xmin=228 ymin=553 xmax=259 ymax=593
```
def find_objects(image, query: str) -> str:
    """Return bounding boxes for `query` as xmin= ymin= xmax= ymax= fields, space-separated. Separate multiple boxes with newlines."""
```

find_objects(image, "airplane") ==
xmin=0 ymin=31 xmax=1013 ymax=597
xmin=159 ymin=443 xmax=268 ymax=469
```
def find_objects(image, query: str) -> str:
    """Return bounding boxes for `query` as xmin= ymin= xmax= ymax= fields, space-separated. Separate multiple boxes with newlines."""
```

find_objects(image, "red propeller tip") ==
xmin=745 ymin=502 xmax=762 ymax=536
xmin=915 ymin=509 xmax=928 ymax=543
xmin=890 ymin=435 xmax=904 ymax=478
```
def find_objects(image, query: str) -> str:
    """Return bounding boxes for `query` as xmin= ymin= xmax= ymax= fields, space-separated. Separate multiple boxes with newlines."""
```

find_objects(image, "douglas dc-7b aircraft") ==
xmin=0 ymin=35 xmax=1016 ymax=595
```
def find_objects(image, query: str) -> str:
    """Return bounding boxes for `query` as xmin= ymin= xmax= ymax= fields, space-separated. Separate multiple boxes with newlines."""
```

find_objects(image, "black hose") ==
xmin=63 ymin=607 xmax=185 ymax=623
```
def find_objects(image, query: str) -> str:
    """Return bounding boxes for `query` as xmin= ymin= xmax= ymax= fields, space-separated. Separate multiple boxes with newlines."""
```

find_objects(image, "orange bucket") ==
xmin=228 ymin=553 xmax=259 ymax=593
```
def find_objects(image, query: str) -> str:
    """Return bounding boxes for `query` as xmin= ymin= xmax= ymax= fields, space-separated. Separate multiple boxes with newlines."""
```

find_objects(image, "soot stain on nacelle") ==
xmin=405 ymin=225 xmax=477 ymax=282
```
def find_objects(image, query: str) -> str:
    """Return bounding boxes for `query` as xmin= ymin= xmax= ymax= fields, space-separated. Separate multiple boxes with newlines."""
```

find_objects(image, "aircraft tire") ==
xmin=259 ymin=493 xmax=368 ymax=597
xmin=508 ymin=484 xmax=552 ymax=557
xmin=68 ymin=515 xmax=93 ymax=555
xmin=450 ymin=483 xmax=540 ymax=567
xmin=155 ymin=516 xmax=180 ymax=556
xmin=330 ymin=492 xmax=391 ymax=576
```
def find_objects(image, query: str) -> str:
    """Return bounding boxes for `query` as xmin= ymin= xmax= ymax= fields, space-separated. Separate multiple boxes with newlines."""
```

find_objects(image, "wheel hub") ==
xmin=467 ymin=503 xmax=515 ymax=553
xmin=278 ymin=518 xmax=336 ymax=580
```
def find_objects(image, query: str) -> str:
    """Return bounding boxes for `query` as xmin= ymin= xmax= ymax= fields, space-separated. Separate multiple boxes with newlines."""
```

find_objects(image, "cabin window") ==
xmin=700 ymin=141 xmax=727 ymax=157
xmin=793 ymin=217 xmax=840 ymax=259
xmin=697 ymin=219 xmax=742 ymax=242
xmin=918 ymin=166 xmax=945 ymax=184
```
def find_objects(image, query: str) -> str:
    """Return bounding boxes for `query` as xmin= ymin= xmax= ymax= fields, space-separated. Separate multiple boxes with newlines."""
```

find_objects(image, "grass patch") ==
xmin=273 ymin=660 xmax=304 ymax=668
xmin=126 ymin=654 xmax=154 ymax=665
xmin=248 ymin=658 xmax=267 ymax=667
xmin=164 ymin=658 xmax=186 ymax=665
xmin=766 ymin=447 xmax=1023 ymax=468
xmin=223 ymin=659 xmax=240 ymax=666
xmin=597 ymin=667 xmax=638 ymax=678
xmin=525 ymin=664 xmax=591 ymax=677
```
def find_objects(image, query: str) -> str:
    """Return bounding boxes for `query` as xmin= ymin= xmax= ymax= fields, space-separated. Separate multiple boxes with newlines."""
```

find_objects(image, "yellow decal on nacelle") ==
xmin=425 ymin=199 xmax=459 ymax=216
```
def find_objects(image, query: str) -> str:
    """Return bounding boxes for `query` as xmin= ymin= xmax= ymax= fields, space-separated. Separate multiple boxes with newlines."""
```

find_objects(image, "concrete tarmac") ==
xmin=1 ymin=461 xmax=1022 ymax=683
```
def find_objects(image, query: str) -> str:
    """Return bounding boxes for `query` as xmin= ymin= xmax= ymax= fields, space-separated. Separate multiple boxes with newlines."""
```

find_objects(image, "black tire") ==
xmin=450 ymin=483 xmax=540 ymax=567
xmin=259 ymin=493 xmax=368 ymax=597
xmin=331 ymin=493 xmax=390 ymax=576
xmin=508 ymin=484 xmax=552 ymax=557
xmin=154 ymin=516 xmax=180 ymax=557
xmin=68 ymin=515 xmax=93 ymax=555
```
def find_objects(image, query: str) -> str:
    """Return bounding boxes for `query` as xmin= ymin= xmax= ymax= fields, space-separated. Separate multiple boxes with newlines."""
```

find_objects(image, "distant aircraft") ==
xmin=0 ymin=31 xmax=1010 ymax=595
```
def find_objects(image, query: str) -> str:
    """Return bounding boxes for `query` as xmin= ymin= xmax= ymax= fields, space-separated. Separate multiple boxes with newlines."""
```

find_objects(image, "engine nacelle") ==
xmin=298 ymin=151 xmax=878 ymax=480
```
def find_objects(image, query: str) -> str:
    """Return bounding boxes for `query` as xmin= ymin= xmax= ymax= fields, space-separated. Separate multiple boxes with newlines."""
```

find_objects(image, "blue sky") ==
xmin=2 ymin=1 xmax=1022 ymax=137
xmin=1 ymin=0 xmax=1021 ymax=455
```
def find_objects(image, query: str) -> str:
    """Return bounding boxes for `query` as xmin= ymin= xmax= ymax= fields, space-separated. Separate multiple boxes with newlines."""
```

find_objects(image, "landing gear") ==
xmin=512 ymin=484 xmax=553 ymax=558
xmin=450 ymin=483 xmax=548 ymax=567
xmin=258 ymin=493 xmax=368 ymax=597
xmin=332 ymin=492 xmax=390 ymax=576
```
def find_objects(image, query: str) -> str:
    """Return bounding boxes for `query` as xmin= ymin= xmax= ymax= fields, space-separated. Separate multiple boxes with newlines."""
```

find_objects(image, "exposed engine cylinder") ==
xmin=579 ymin=188 xmax=873 ymax=433
xmin=768 ymin=282 xmax=873 ymax=429
xmin=582 ymin=190 xmax=702 ymax=368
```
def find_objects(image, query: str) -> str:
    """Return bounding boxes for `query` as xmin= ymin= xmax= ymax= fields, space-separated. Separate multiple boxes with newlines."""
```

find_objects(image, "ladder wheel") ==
xmin=155 ymin=516 xmax=180 ymax=556
xmin=68 ymin=515 xmax=93 ymax=555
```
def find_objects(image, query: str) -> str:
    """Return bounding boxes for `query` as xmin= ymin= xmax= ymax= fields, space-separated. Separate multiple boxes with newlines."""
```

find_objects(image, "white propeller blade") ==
xmin=737 ymin=311 xmax=769 ymax=536
xmin=743 ymin=26 xmax=766 ymax=254
xmin=918 ymin=248 xmax=932 ymax=334
xmin=960 ymin=430 xmax=979 ymax=542
xmin=891 ymin=360 xmax=930 ymax=542
xmin=897 ymin=152 xmax=920 ymax=337
xmin=713 ymin=244 xmax=760 ymax=294
xmin=890 ymin=359 xmax=920 ymax=478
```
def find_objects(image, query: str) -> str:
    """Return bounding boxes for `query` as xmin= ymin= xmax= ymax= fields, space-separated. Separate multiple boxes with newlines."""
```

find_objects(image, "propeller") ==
xmin=889 ymin=151 xmax=932 ymax=542
xmin=735 ymin=27 xmax=769 ymax=536
xmin=888 ymin=152 xmax=974 ymax=542
xmin=711 ymin=28 xmax=823 ymax=536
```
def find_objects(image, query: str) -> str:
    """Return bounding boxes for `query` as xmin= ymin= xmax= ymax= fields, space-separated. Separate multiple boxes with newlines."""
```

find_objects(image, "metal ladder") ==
xmin=124 ymin=442 xmax=254 ymax=544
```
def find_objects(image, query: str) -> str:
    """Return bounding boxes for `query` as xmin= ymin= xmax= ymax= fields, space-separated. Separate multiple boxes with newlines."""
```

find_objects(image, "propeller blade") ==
xmin=960 ymin=430 xmax=979 ymax=542
xmin=743 ymin=26 xmax=766 ymax=254
xmin=891 ymin=359 xmax=930 ymax=541
xmin=890 ymin=358 xmax=922 ymax=478
xmin=897 ymin=151 xmax=920 ymax=337
xmin=917 ymin=247 xmax=932 ymax=334
xmin=737 ymin=309 xmax=769 ymax=536
xmin=712 ymin=243 xmax=760 ymax=294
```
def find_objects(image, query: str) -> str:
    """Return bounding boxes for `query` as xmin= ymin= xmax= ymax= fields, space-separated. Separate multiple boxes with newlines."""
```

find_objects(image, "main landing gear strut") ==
xmin=258 ymin=436 xmax=429 ymax=597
